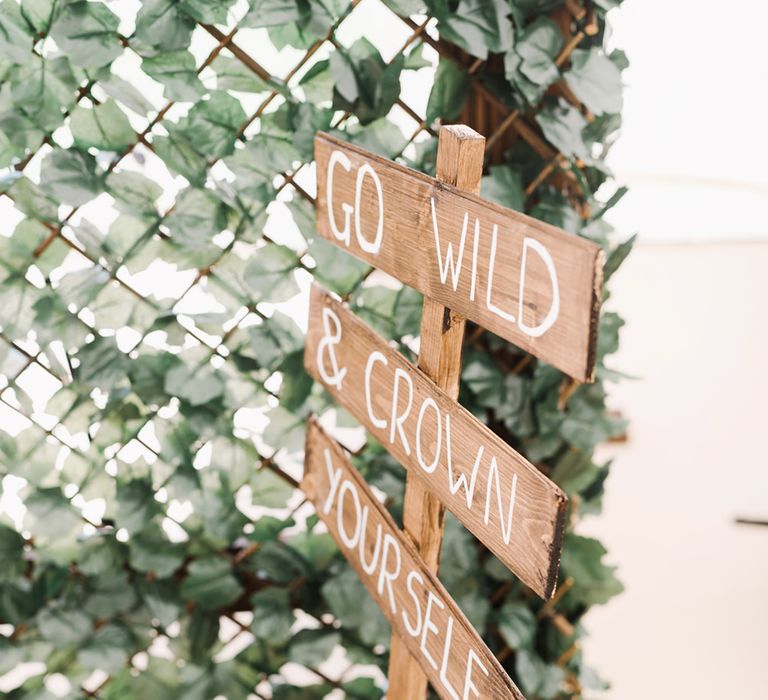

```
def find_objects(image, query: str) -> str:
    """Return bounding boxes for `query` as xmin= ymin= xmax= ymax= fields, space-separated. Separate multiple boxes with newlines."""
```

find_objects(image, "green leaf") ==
xmin=604 ymin=233 xmax=636 ymax=283
xmin=497 ymin=601 xmax=536 ymax=650
xmin=250 ymin=588 xmax=294 ymax=645
xmin=37 ymin=604 xmax=92 ymax=645
xmin=179 ymin=0 xmax=239 ymax=24
xmin=77 ymin=623 xmax=132 ymax=674
xmin=70 ymin=99 xmax=135 ymax=151
xmin=212 ymin=55 xmax=270 ymax=93
xmin=172 ymin=91 xmax=246 ymax=160
xmin=129 ymin=527 xmax=185 ymax=577
xmin=331 ymin=38 xmax=403 ymax=125
xmin=83 ymin=572 xmax=138 ymax=618
xmin=0 ymin=523 xmax=24 ymax=581
xmin=565 ymin=49 xmax=623 ymax=116
xmin=138 ymin=579 xmax=182 ymax=627
xmin=322 ymin=568 xmax=389 ymax=647
xmin=116 ymin=479 xmax=159 ymax=532
xmin=243 ymin=244 xmax=300 ymax=302
xmin=0 ymin=5 xmax=34 ymax=66
xmin=560 ymin=534 xmax=623 ymax=606
xmin=132 ymin=0 xmax=196 ymax=57
xmin=49 ymin=0 xmax=122 ymax=68
xmin=512 ymin=17 xmax=562 ymax=86
xmin=288 ymin=628 xmax=340 ymax=667
xmin=516 ymin=649 xmax=566 ymax=698
xmin=431 ymin=0 xmax=513 ymax=59
xmin=39 ymin=148 xmax=104 ymax=207
xmin=142 ymin=50 xmax=204 ymax=101
xmin=180 ymin=556 xmax=242 ymax=610
xmin=165 ymin=362 xmax=225 ymax=407
xmin=536 ymin=100 xmax=589 ymax=159
xmin=250 ymin=468 xmax=294 ymax=509
xmin=482 ymin=164 xmax=524 ymax=211
xmin=426 ymin=58 xmax=469 ymax=123
xmin=24 ymin=487 xmax=80 ymax=543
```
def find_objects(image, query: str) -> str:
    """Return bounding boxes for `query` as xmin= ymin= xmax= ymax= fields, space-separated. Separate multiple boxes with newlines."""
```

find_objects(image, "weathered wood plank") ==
xmin=315 ymin=131 xmax=604 ymax=382
xmin=303 ymin=418 xmax=526 ymax=700
xmin=305 ymin=283 xmax=568 ymax=599
xmin=388 ymin=125 xmax=485 ymax=700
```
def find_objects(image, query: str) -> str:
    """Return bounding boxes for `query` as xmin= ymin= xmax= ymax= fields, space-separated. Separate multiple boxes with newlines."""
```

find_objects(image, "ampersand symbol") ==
xmin=316 ymin=307 xmax=347 ymax=390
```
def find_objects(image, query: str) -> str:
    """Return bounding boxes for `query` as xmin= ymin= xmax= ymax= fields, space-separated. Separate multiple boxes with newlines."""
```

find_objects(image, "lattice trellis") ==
xmin=0 ymin=1 xmax=626 ymax=697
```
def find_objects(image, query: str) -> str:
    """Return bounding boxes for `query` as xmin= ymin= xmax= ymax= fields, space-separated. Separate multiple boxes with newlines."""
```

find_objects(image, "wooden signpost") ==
xmin=315 ymin=130 xmax=604 ymax=383
xmin=300 ymin=125 xmax=604 ymax=699
xmin=303 ymin=418 xmax=525 ymax=700
xmin=305 ymin=283 xmax=567 ymax=598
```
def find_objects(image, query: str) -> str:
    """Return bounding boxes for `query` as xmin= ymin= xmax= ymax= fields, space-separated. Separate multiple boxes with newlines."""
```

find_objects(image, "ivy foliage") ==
xmin=0 ymin=0 xmax=630 ymax=698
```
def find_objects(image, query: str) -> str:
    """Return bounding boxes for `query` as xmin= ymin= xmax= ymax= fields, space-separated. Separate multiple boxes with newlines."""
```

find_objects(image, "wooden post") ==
xmin=386 ymin=125 xmax=485 ymax=699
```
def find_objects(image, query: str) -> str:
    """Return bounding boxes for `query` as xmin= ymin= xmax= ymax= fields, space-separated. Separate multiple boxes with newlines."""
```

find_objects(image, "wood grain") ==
xmin=388 ymin=125 xmax=485 ymax=700
xmin=305 ymin=283 xmax=568 ymax=599
xmin=315 ymin=131 xmax=604 ymax=382
xmin=303 ymin=418 xmax=526 ymax=700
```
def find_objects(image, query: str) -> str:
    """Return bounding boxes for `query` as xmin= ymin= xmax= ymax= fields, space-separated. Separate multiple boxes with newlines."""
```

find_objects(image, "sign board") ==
xmin=315 ymin=131 xmax=604 ymax=382
xmin=305 ymin=283 xmax=567 ymax=599
xmin=303 ymin=418 xmax=525 ymax=700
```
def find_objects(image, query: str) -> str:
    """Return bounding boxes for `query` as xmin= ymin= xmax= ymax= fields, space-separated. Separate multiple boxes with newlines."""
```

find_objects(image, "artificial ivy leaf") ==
xmin=426 ymin=57 xmax=469 ymax=123
xmin=497 ymin=601 xmax=536 ymax=650
xmin=78 ymin=534 xmax=125 ymax=576
xmin=250 ymin=588 xmax=294 ymax=645
xmin=152 ymin=130 xmax=209 ymax=186
xmin=513 ymin=17 xmax=562 ymax=86
xmin=180 ymin=556 xmax=242 ymax=610
xmin=250 ymin=467 xmax=294 ymax=509
xmin=116 ymin=478 xmax=159 ymax=532
xmin=560 ymin=534 xmax=624 ymax=606
xmin=24 ymin=487 xmax=81 ymax=543
xmin=179 ymin=0 xmax=238 ymax=24
xmin=75 ymin=335 xmax=128 ymax=391
xmin=83 ymin=572 xmax=138 ymax=618
xmin=299 ymin=59 xmax=334 ymax=103
xmin=37 ymin=604 xmax=93 ymax=646
xmin=482 ymin=164 xmax=524 ymax=211
xmin=106 ymin=170 xmax=162 ymax=219
xmin=70 ymin=99 xmax=135 ymax=151
xmin=132 ymin=0 xmax=196 ymax=57
xmin=212 ymin=55 xmax=270 ymax=93
xmin=77 ymin=623 xmax=132 ymax=674
xmin=39 ymin=148 xmax=104 ymax=207
xmin=0 ymin=5 xmax=34 ymax=65
xmin=129 ymin=526 xmax=185 ymax=577
xmin=9 ymin=55 xmax=77 ymax=132
xmin=171 ymin=91 xmax=245 ymax=160
xmin=307 ymin=237 xmax=369 ymax=294
xmin=330 ymin=38 xmax=404 ymax=125
xmin=603 ymin=233 xmax=636 ymax=283
xmin=516 ymin=649 xmax=566 ymax=698
xmin=244 ymin=244 xmax=300 ymax=303
xmin=322 ymin=568 xmax=389 ymax=647
xmin=565 ymin=49 xmax=623 ymax=115
xmin=536 ymin=100 xmax=589 ymax=159
xmin=49 ymin=0 xmax=122 ymax=68
xmin=165 ymin=362 xmax=225 ymax=407
xmin=288 ymin=628 xmax=340 ymax=667
xmin=0 ymin=523 xmax=24 ymax=581
xmin=431 ymin=0 xmax=514 ymax=59
xmin=142 ymin=50 xmax=204 ymax=102
xmin=138 ymin=579 xmax=182 ymax=627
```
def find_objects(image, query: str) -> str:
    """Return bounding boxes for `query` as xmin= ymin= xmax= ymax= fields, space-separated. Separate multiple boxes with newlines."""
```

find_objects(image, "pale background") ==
xmin=582 ymin=1 xmax=768 ymax=698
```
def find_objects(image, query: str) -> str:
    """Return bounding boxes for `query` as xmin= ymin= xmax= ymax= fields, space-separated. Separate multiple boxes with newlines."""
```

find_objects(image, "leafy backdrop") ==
xmin=0 ymin=0 xmax=631 ymax=698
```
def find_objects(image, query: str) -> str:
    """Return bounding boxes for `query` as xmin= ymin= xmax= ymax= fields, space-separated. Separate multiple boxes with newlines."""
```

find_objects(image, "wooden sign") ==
xmin=315 ymin=131 xmax=604 ymax=382
xmin=305 ymin=283 xmax=567 ymax=599
xmin=303 ymin=418 xmax=525 ymax=700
